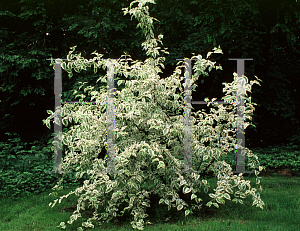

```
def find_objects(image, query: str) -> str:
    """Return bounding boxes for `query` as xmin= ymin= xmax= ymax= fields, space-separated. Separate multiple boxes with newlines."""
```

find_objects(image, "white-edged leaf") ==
xmin=157 ymin=161 xmax=165 ymax=169
xmin=142 ymin=202 xmax=151 ymax=207
xmin=111 ymin=192 xmax=118 ymax=200
xmin=240 ymin=193 xmax=246 ymax=199
xmin=148 ymin=149 xmax=154 ymax=156
xmin=159 ymin=198 xmax=164 ymax=204
xmin=206 ymin=201 xmax=212 ymax=207
xmin=252 ymin=199 xmax=258 ymax=206
xmin=213 ymin=202 xmax=219 ymax=208
xmin=191 ymin=194 xmax=197 ymax=200
xmin=90 ymin=197 xmax=97 ymax=202
xmin=223 ymin=193 xmax=231 ymax=200
xmin=183 ymin=186 xmax=192 ymax=194
xmin=119 ymin=104 xmax=124 ymax=110
xmin=61 ymin=62 xmax=67 ymax=70
xmin=62 ymin=118 xmax=68 ymax=126
xmin=80 ymin=114 xmax=86 ymax=121
xmin=209 ymin=193 xmax=216 ymax=198
xmin=151 ymin=158 xmax=159 ymax=163
xmin=195 ymin=198 xmax=203 ymax=203
xmin=203 ymin=155 xmax=209 ymax=161
xmin=177 ymin=204 xmax=183 ymax=211
xmin=185 ymin=209 xmax=190 ymax=216
xmin=163 ymin=128 xmax=169 ymax=135
xmin=225 ymin=187 xmax=233 ymax=194
xmin=117 ymin=80 xmax=124 ymax=86
xmin=256 ymin=178 xmax=260 ymax=184
xmin=216 ymin=197 xmax=225 ymax=204
xmin=132 ymin=182 xmax=138 ymax=190
xmin=67 ymin=136 xmax=72 ymax=144
xmin=164 ymin=199 xmax=170 ymax=206
xmin=46 ymin=110 xmax=53 ymax=115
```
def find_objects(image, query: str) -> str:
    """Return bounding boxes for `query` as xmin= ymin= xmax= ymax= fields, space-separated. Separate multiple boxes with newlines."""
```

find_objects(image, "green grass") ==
xmin=1 ymin=175 xmax=300 ymax=230
xmin=1 ymin=132 xmax=300 ymax=230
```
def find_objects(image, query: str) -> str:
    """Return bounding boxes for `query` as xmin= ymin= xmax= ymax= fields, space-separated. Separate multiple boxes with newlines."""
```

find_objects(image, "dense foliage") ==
xmin=0 ymin=0 xmax=299 ymax=149
xmin=1 ymin=133 xmax=299 ymax=199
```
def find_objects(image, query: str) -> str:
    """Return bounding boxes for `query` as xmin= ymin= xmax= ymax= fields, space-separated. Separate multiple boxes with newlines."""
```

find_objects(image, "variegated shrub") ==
xmin=43 ymin=0 xmax=265 ymax=230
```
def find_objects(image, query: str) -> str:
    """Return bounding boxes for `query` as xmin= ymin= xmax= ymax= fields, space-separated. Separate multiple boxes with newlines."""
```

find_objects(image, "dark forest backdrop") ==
xmin=0 ymin=0 xmax=299 ymax=151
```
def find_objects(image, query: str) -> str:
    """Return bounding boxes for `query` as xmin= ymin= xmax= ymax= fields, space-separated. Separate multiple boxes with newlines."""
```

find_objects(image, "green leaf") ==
xmin=148 ymin=149 xmax=154 ymax=156
xmin=164 ymin=199 xmax=170 ymax=206
xmin=142 ymin=202 xmax=151 ymax=207
xmin=185 ymin=209 xmax=190 ymax=216
xmin=252 ymin=199 xmax=258 ymax=206
xmin=61 ymin=62 xmax=66 ymax=70
xmin=131 ymin=182 xmax=138 ymax=190
xmin=206 ymin=201 xmax=212 ymax=207
xmin=216 ymin=197 xmax=225 ymax=204
xmin=213 ymin=202 xmax=219 ymax=208
xmin=177 ymin=204 xmax=183 ymax=211
xmin=157 ymin=161 xmax=165 ymax=169
xmin=159 ymin=198 xmax=164 ymax=204
xmin=117 ymin=80 xmax=124 ymax=86
xmin=163 ymin=128 xmax=169 ymax=135
xmin=174 ymin=146 xmax=180 ymax=154
xmin=111 ymin=191 xmax=120 ymax=200
xmin=203 ymin=155 xmax=209 ymax=161
xmin=191 ymin=194 xmax=197 ymax=200
xmin=239 ymin=192 xmax=246 ymax=199
xmin=223 ymin=193 xmax=231 ymax=200
xmin=119 ymin=104 xmax=125 ymax=110
xmin=46 ymin=110 xmax=53 ymax=115
xmin=209 ymin=193 xmax=216 ymax=198
xmin=256 ymin=178 xmax=260 ymax=184
xmin=225 ymin=187 xmax=233 ymax=194
xmin=67 ymin=136 xmax=72 ymax=144
xmin=195 ymin=198 xmax=203 ymax=203
xmin=80 ymin=114 xmax=86 ymax=121
xmin=183 ymin=186 xmax=192 ymax=194
xmin=90 ymin=197 xmax=97 ymax=202
xmin=62 ymin=118 xmax=68 ymax=126
xmin=151 ymin=158 xmax=159 ymax=163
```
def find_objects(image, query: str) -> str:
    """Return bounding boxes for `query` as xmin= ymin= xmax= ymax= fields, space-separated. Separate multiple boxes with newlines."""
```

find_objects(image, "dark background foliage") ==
xmin=1 ymin=0 xmax=299 ymax=152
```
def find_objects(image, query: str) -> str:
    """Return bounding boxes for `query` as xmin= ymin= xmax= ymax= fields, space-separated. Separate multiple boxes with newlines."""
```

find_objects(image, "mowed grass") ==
xmin=1 ymin=174 xmax=299 ymax=231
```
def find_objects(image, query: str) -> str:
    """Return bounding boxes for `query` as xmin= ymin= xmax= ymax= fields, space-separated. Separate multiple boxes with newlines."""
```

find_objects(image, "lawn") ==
xmin=1 ymin=171 xmax=300 ymax=230
xmin=1 ymin=137 xmax=300 ymax=230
